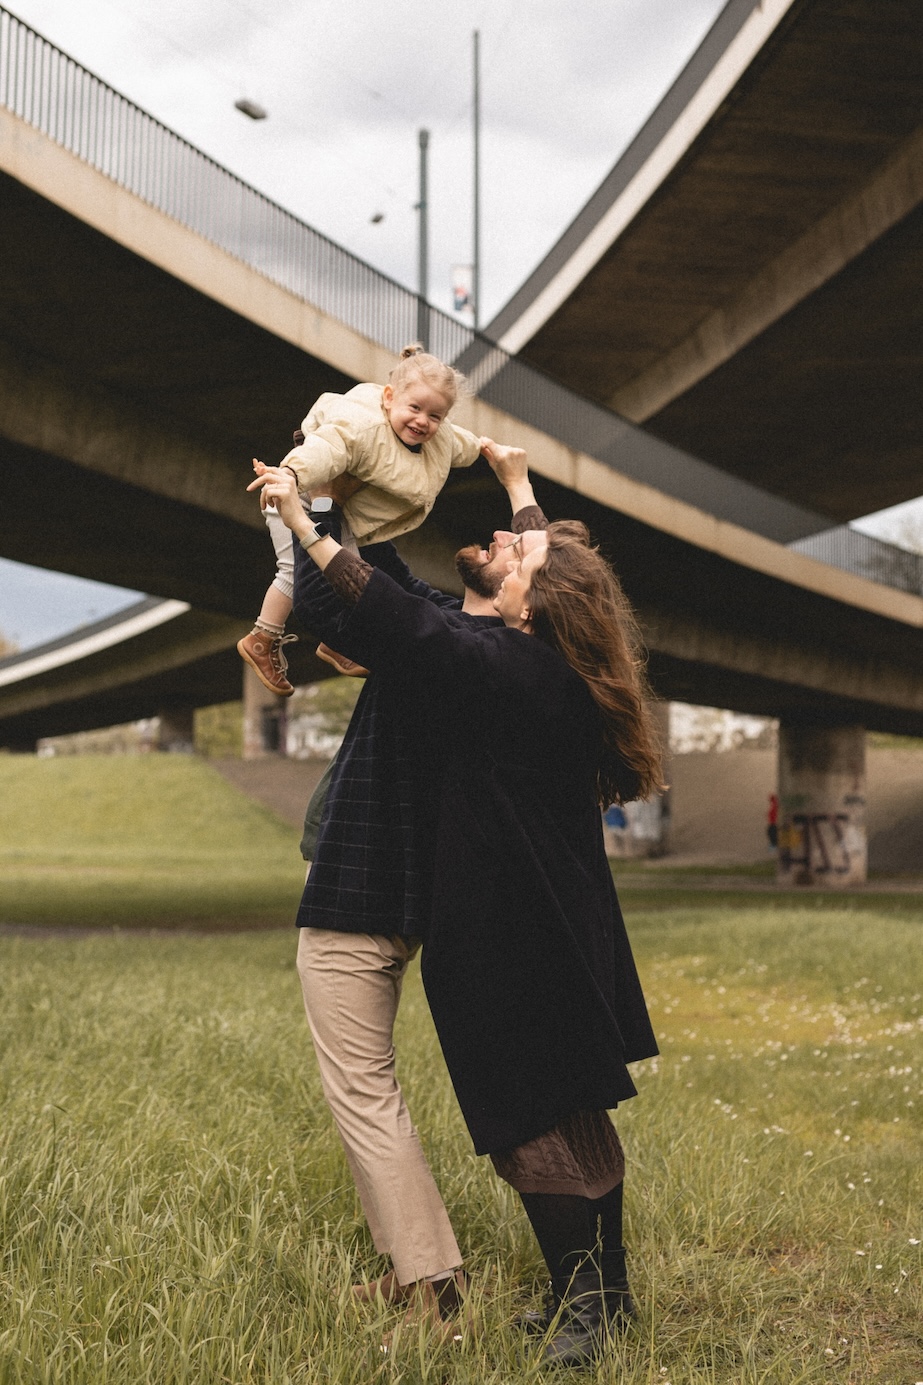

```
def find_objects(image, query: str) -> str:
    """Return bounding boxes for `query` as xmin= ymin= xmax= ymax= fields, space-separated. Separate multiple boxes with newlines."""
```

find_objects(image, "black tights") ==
xmin=519 ymin=1181 xmax=626 ymax=1285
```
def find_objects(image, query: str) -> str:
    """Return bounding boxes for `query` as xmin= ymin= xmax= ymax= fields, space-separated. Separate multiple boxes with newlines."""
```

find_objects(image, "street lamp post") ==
xmin=417 ymin=128 xmax=429 ymax=349
xmin=472 ymin=30 xmax=480 ymax=333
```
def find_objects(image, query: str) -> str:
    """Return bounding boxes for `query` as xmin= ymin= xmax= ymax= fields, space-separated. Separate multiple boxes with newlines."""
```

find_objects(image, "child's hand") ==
xmin=252 ymin=458 xmax=268 ymax=476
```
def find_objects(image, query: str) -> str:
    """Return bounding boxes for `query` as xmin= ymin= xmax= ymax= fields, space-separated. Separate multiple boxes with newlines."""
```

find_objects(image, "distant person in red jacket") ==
xmin=767 ymin=792 xmax=779 ymax=850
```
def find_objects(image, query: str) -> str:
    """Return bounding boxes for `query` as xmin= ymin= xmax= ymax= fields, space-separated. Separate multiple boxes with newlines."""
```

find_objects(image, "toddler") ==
xmin=239 ymin=344 xmax=511 ymax=691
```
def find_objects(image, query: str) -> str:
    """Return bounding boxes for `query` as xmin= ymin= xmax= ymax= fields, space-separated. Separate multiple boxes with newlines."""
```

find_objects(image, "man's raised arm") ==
xmin=481 ymin=439 xmax=549 ymax=532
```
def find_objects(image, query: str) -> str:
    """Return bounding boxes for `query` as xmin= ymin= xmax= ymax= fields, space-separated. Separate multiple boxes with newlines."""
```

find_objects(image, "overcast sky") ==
xmin=0 ymin=0 xmax=919 ymax=650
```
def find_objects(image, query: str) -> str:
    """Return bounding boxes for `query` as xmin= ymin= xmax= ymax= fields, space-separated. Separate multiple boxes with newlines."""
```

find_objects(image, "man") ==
xmin=290 ymin=447 xmax=547 ymax=1331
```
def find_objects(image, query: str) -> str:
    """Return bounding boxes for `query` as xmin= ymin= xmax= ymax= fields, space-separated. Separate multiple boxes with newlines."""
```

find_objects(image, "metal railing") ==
xmin=791 ymin=526 xmax=923 ymax=597
xmin=0 ymin=6 xmax=472 ymax=361
xmin=1 ymin=4 xmax=920 ymax=600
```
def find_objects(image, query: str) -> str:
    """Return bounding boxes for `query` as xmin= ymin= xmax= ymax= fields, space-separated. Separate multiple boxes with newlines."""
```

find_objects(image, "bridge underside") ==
xmin=0 ymin=640 xmax=246 ymax=753
xmin=1 ymin=37 xmax=922 ymax=748
xmin=0 ymin=168 xmax=355 ymax=603
xmin=2 ymin=474 xmax=921 ymax=748
xmin=639 ymin=210 xmax=922 ymax=520
xmin=500 ymin=0 xmax=923 ymax=522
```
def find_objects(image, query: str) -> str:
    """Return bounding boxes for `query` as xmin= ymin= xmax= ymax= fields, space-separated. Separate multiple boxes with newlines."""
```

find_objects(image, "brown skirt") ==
xmin=490 ymin=1109 xmax=624 ymax=1198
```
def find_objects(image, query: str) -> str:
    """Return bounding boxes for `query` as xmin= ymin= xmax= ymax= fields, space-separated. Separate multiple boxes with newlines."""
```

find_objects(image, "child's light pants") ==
xmin=265 ymin=503 xmax=359 ymax=601
xmin=264 ymin=504 xmax=295 ymax=600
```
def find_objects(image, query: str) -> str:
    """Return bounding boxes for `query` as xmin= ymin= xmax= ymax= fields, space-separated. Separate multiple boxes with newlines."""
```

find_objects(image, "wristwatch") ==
xmin=301 ymin=521 xmax=328 ymax=549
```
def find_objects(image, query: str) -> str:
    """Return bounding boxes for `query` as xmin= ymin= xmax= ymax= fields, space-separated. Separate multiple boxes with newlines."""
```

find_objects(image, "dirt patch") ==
xmin=209 ymin=756 xmax=328 ymax=830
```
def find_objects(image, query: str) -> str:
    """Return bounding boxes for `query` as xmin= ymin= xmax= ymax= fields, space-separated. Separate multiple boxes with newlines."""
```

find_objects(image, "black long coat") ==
xmin=292 ymin=534 xmax=501 ymax=936
xmin=345 ymin=570 xmax=658 ymax=1155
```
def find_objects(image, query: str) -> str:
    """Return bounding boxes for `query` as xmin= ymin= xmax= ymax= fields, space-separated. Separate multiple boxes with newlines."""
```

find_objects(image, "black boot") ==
xmin=543 ymin=1270 xmax=608 ymax=1367
xmin=512 ymin=1280 xmax=555 ymax=1334
xmin=591 ymin=1182 xmax=635 ymax=1329
xmin=600 ymin=1247 xmax=635 ymax=1327
xmin=516 ymin=1191 xmax=593 ymax=1337
xmin=515 ymin=1188 xmax=633 ymax=1360
xmin=514 ymin=1268 xmax=630 ymax=1352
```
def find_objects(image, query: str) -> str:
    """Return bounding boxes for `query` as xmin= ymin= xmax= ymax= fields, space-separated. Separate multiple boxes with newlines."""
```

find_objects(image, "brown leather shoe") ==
xmin=237 ymin=629 xmax=298 ymax=696
xmin=352 ymin=1270 xmax=414 ymax=1306
xmin=316 ymin=642 xmax=369 ymax=678
xmin=380 ymin=1272 xmax=470 ymax=1353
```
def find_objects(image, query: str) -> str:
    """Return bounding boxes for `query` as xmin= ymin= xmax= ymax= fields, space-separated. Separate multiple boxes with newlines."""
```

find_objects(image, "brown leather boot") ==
xmin=315 ymin=642 xmax=368 ymax=678
xmin=351 ymin=1270 xmax=414 ymax=1306
xmin=237 ymin=629 xmax=298 ymax=695
xmin=380 ymin=1271 xmax=470 ymax=1352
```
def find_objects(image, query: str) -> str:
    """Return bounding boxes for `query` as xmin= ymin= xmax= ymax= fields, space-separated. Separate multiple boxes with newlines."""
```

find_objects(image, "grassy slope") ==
xmin=0 ymin=755 xmax=305 ymax=928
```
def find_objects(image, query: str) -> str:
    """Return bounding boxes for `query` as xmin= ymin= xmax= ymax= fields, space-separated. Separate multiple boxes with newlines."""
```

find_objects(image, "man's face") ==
xmin=455 ymin=529 xmax=547 ymax=599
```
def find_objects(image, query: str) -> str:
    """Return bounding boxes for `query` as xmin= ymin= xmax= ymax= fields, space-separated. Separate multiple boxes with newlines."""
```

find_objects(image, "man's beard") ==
xmin=455 ymin=544 xmax=503 ymax=599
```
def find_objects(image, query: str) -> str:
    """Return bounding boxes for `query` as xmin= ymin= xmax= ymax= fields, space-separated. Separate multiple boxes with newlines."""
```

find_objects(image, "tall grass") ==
xmin=1 ymin=910 xmax=920 ymax=1383
xmin=1 ymin=757 xmax=921 ymax=1379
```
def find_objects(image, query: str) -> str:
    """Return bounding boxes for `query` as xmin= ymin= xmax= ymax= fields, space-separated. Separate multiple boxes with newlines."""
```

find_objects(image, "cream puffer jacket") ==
xmin=281 ymin=383 xmax=481 ymax=545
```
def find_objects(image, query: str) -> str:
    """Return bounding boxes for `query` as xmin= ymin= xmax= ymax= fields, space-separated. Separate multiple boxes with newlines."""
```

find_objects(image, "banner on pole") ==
xmin=452 ymin=264 xmax=475 ymax=319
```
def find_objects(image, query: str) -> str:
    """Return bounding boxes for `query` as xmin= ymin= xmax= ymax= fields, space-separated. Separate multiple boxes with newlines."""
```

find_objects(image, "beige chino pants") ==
xmin=295 ymin=925 xmax=462 ymax=1285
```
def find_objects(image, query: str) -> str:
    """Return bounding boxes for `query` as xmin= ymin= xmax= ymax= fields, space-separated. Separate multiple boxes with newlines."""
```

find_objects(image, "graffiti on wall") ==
xmin=778 ymin=813 xmax=860 ymax=876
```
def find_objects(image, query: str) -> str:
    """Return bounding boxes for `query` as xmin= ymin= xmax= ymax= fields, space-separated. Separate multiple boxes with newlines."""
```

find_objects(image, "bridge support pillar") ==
xmin=157 ymin=705 xmax=195 ymax=752
xmin=242 ymin=666 xmax=287 ymax=759
xmin=777 ymin=722 xmax=866 ymax=887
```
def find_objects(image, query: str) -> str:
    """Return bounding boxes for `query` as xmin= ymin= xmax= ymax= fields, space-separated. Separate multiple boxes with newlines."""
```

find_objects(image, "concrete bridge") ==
xmin=488 ymin=0 xmax=923 ymax=526
xmin=0 ymin=0 xmax=921 ymax=882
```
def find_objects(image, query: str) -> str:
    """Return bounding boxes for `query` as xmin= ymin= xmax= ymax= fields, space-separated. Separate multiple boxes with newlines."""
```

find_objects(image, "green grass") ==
xmin=0 ymin=756 xmax=305 ymax=928
xmin=0 ymin=918 xmax=920 ymax=1381
xmin=1 ymin=757 xmax=922 ymax=1380
xmin=613 ymin=860 xmax=778 ymax=878
xmin=615 ymin=886 xmax=923 ymax=918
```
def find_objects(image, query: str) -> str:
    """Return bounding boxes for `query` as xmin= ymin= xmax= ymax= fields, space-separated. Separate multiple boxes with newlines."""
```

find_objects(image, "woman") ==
xmin=254 ymin=465 xmax=661 ymax=1367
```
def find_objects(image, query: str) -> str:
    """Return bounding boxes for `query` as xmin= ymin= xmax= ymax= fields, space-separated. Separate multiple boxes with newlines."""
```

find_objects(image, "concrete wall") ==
xmin=667 ymin=747 xmax=922 ymax=874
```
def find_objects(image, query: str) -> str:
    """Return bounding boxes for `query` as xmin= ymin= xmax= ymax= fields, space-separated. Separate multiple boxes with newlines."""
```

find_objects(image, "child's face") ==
xmin=382 ymin=379 xmax=450 ymax=446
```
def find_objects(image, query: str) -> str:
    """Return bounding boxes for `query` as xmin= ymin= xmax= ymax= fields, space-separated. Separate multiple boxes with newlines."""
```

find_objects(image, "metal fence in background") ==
xmin=791 ymin=527 xmax=923 ymax=597
xmin=0 ymin=5 xmax=472 ymax=361
xmin=1 ymin=4 xmax=920 ymax=599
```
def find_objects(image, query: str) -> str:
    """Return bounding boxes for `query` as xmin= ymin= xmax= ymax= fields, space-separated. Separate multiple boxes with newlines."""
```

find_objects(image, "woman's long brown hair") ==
xmin=527 ymin=521 xmax=664 ymax=806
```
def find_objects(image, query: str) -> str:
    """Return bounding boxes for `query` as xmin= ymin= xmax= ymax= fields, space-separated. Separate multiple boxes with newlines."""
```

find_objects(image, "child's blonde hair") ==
xmin=389 ymin=343 xmax=465 ymax=410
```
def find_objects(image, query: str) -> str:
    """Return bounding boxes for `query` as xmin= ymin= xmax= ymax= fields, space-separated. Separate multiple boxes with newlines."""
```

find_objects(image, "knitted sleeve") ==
xmin=513 ymin=504 xmax=549 ymax=532
xmin=319 ymin=548 xmax=374 ymax=605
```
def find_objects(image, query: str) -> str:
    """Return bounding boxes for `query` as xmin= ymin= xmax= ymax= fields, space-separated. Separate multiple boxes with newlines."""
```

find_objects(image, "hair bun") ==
xmin=389 ymin=344 xmax=465 ymax=408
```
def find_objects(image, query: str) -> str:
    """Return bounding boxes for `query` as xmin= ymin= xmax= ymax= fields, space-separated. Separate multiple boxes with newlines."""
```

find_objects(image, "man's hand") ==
xmin=479 ymin=439 xmax=536 ymax=515
xmin=479 ymin=438 xmax=528 ymax=486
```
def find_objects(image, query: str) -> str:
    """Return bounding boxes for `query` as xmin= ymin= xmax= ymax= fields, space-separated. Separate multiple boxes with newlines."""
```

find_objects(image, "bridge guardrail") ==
xmin=790 ymin=527 xmax=922 ymax=596
xmin=2 ymin=5 xmax=920 ymax=600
